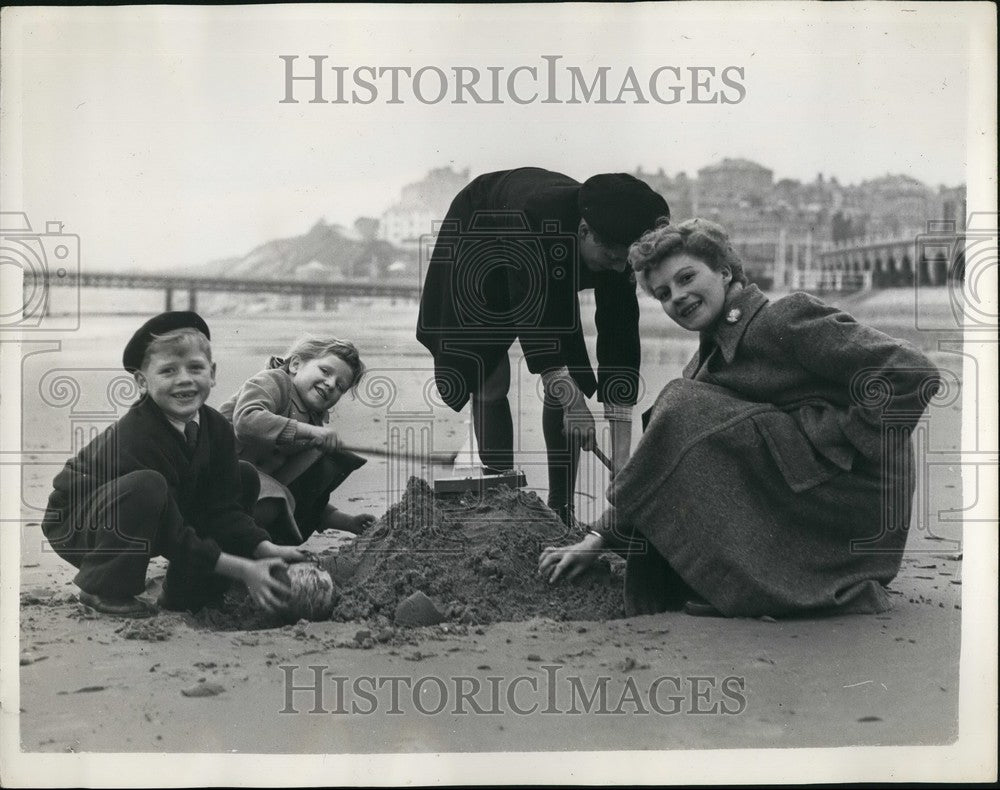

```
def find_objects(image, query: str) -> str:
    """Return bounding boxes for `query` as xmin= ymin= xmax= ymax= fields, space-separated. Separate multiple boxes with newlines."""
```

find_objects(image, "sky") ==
xmin=1 ymin=3 xmax=994 ymax=272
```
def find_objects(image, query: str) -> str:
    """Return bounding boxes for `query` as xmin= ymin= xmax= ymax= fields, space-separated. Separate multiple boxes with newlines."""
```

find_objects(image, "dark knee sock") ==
xmin=472 ymin=396 xmax=514 ymax=472
xmin=542 ymin=399 xmax=580 ymax=511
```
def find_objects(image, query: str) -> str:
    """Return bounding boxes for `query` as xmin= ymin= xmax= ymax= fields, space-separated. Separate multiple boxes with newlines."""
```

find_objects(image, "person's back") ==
xmin=416 ymin=167 xmax=668 ymax=527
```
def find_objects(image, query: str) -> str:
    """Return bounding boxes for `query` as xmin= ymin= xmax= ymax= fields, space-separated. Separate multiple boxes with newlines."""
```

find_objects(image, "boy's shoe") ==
xmin=78 ymin=591 xmax=156 ymax=618
xmin=683 ymin=599 xmax=723 ymax=618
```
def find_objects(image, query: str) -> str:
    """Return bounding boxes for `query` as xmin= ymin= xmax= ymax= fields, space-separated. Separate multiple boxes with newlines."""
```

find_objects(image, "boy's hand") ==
xmin=563 ymin=400 xmax=597 ymax=452
xmin=244 ymin=558 xmax=292 ymax=613
xmin=255 ymin=541 xmax=308 ymax=563
xmin=542 ymin=368 xmax=596 ymax=452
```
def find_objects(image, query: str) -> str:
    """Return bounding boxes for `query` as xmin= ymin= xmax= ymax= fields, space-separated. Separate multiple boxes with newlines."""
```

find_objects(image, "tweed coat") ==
xmin=602 ymin=284 xmax=939 ymax=617
xmin=416 ymin=167 xmax=641 ymax=411
xmin=218 ymin=365 xmax=328 ymax=479
xmin=43 ymin=397 xmax=270 ymax=578
xmin=218 ymin=365 xmax=365 ymax=542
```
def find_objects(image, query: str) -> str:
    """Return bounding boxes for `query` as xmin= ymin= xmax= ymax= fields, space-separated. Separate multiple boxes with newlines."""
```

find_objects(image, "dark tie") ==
xmin=184 ymin=421 xmax=199 ymax=452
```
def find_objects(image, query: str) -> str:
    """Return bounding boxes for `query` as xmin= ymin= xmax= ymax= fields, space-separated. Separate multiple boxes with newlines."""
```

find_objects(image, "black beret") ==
xmin=578 ymin=173 xmax=670 ymax=245
xmin=122 ymin=311 xmax=210 ymax=372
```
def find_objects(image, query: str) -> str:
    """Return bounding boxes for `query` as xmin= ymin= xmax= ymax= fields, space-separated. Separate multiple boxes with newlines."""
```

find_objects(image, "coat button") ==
xmin=726 ymin=308 xmax=742 ymax=324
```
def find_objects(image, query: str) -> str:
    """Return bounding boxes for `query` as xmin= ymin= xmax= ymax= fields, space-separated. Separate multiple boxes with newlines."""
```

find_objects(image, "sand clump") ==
xmin=326 ymin=477 xmax=624 ymax=625
xmin=115 ymin=617 xmax=174 ymax=642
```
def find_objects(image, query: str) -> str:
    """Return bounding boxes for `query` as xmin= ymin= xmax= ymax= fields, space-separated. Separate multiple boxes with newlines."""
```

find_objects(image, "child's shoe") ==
xmin=78 ymin=591 xmax=156 ymax=618
xmin=682 ymin=599 xmax=723 ymax=618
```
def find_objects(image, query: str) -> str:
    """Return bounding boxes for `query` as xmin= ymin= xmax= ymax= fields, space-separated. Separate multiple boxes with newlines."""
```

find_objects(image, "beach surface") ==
xmin=15 ymin=289 xmax=965 ymax=752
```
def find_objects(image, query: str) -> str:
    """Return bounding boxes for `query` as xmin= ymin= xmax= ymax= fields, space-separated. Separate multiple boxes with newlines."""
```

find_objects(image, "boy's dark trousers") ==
xmin=45 ymin=463 xmax=260 ymax=611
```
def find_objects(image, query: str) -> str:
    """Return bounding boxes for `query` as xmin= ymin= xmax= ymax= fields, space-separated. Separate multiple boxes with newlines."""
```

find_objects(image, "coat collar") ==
xmin=133 ymin=396 xmax=207 ymax=455
xmin=286 ymin=371 xmax=328 ymax=425
xmin=702 ymin=283 xmax=769 ymax=364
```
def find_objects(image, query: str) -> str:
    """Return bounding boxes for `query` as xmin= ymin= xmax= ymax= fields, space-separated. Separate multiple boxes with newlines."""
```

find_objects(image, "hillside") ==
xmin=163 ymin=219 xmax=417 ymax=282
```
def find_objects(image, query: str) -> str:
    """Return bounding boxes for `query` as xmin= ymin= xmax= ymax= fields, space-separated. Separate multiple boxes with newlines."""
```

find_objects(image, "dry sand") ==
xmin=15 ymin=293 xmax=965 ymax=753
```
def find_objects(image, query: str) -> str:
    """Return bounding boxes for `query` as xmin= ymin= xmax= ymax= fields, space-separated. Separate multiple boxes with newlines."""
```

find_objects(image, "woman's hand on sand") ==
xmin=244 ymin=558 xmax=292 ymax=613
xmin=538 ymin=533 xmax=604 ymax=584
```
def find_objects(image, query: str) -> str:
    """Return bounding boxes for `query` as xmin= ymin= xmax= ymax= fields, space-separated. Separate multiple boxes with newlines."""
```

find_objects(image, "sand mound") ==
xmin=188 ymin=477 xmax=624 ymax=630
xmin=326 ymin=477 xmax=625 ymax=624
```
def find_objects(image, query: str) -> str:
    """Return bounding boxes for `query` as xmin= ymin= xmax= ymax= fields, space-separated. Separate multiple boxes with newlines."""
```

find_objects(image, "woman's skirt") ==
xmin=608 ymin=379 xmax=914 ymax=617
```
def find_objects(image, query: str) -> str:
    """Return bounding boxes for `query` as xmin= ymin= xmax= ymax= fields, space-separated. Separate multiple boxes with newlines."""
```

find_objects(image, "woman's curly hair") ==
xmin=628 ymin=217 xmax=748 ymax=295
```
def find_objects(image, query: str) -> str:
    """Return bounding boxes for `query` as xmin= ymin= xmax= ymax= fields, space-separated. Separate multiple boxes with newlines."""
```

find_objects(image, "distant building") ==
xmin=695 ymin=158 xmax=774 ymax=211
xmin=838 ymin=174 xmax=940 ymax=239
xmin=372 ymin=161 xmax=965 ymax=290
xmin=934 ymin=185 xmax=968 ymax=227
xmin=631 ymin=167 xmax=694 ymax=222
xmin=379 ymin=166 xmax=470 ymax=250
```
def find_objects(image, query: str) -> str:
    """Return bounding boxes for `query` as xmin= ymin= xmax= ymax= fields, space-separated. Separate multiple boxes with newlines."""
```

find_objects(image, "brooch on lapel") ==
xmin=725 ymin=308 xmax=742 ymax=324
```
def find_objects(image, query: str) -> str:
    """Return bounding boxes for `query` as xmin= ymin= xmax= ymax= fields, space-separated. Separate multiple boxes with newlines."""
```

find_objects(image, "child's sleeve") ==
xmin=772 ymin=293 xmax=940 ymax=460
xmin=230 ymin=370 xmax=301 ymax=447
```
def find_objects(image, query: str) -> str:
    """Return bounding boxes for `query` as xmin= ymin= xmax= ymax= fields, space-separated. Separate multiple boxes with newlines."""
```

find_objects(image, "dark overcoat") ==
xmin=42 ymin=397 xmax=270 ymax=578
xmin=416 ymin=167 xmax=640 ymax=411
xmin=603 ymin=285 xmax=939 ymax=617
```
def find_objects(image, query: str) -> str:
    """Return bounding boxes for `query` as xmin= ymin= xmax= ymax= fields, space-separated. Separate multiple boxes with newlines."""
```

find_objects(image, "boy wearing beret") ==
xmin=42 ymin=311 xmax=304 ymax=617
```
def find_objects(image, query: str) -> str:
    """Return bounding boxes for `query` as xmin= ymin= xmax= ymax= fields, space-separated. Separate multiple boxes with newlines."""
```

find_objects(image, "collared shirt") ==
xmin=166 ymin=411 xmax=200 ymax=436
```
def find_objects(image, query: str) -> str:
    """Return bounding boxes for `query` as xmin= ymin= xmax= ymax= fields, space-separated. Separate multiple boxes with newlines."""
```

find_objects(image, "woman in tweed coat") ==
xmin=539 ymin=218 xmax=940 ymax=618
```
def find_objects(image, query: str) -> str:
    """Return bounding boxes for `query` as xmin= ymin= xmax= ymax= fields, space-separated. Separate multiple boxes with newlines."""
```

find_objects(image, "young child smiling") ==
xmin=220 ymin=336 xmax=375 ymax=545
xmin=42 ymin=311 xmax=303 ymax=617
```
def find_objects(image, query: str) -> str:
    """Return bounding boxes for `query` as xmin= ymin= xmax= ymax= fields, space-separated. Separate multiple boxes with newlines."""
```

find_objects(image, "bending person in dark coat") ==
xmin=417 ymin=167 xmax=668 ymax=525
xmin=539 ymin=219 xmax=940 ymax=618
